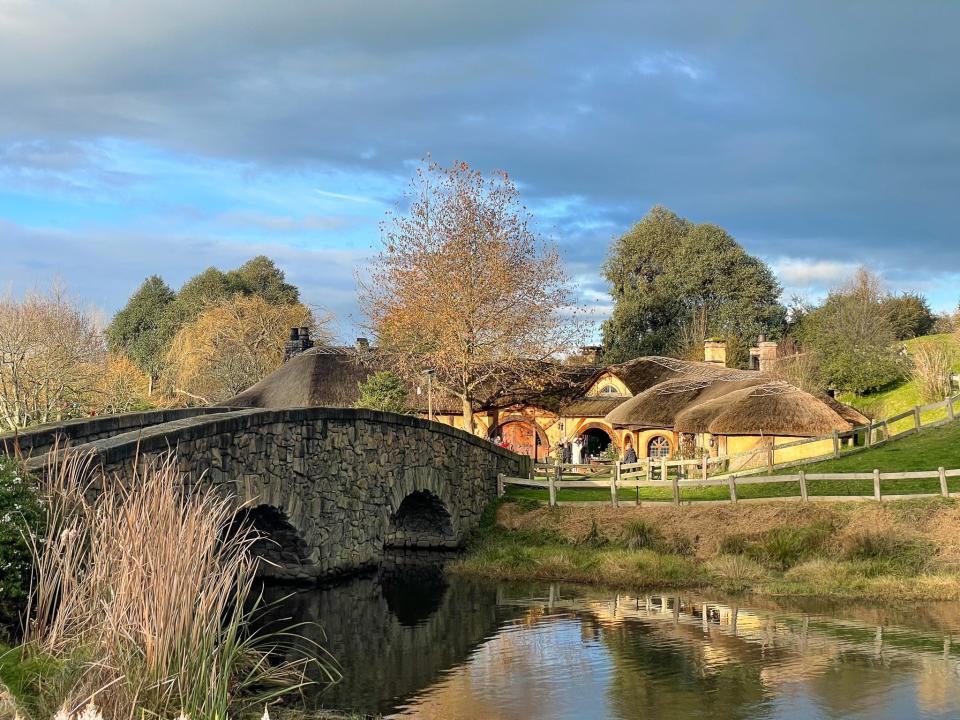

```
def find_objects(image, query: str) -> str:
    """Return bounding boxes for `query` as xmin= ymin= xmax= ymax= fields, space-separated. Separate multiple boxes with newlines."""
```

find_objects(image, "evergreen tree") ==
xmin=601 ymin=206 xmax=785 ymax=365
xmin=105 ymin=276 xmax=175 ymax=388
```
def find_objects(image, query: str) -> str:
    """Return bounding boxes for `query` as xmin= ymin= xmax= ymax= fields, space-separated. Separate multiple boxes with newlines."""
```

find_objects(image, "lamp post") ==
xmin=423 ymin=369 xmax=435 ymax=421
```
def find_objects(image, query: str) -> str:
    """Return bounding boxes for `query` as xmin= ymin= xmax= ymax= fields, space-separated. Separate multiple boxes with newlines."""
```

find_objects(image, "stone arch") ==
xmin=232 ymin=504 xmax=313 ymax=579
xmin=386 ymin=490 xmax=455 ymax=548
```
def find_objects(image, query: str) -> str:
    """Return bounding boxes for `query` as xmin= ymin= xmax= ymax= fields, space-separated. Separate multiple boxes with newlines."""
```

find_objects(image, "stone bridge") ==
xmin=3 ymin=408 xmax=530 ymax=580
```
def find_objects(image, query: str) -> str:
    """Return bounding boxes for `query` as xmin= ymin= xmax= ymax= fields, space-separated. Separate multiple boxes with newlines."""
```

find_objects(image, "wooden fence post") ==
xmin=661 ymin=458 xmax=668 ymax=483
xmin=727 ymin=475 xmax=738 ymax=504
xmin=497 ymin=473 xmax=505 ymax=497
xmin=767 ymin=445 xmax=774 ymax=474
xmin=873 ymin=469 xmax=881 ymax=501
xmin=671 ymin=474 xmax=680 ymax=505
xmin=646 ymin=457 xmax=653 ymax=482
xmin=611 ymin=462 xmax=620 ymax=508
xmin=832 ymin=431 xmax=840 ymax=458
xmin=914 ymin=406 xmax=922 ymax=431
xmin=939 ymin=466 xmax=949 ymax=497
xmin=799 ymin=470 xmax=808 ymax=502
xmin=949 ymin=397 xmax=956 ymax=422
xmin=702 ymin=455 xmax=708 ymax=482
xmin=548 ymin=469 xmax=557 ymax=507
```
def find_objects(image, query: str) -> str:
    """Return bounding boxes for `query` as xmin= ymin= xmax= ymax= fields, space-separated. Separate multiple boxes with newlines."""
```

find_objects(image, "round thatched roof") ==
xmin=604 ymin=375 xmax=762 ymax=429
xmin=673 ymin=384 xmax=855 ymax=437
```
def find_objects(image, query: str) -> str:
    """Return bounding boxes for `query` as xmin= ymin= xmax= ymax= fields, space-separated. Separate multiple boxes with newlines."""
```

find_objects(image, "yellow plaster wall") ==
xmin=585 ymin=373 xmax=631 ymax=397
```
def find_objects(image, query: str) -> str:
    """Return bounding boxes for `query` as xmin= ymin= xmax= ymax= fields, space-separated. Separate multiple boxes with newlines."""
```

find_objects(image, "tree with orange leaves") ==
xmin=359 ymin=159 xmax=581 ymax=433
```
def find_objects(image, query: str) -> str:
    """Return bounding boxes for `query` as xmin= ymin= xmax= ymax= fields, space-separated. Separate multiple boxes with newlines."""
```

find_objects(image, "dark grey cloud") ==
xmin=1 ymin=0 xmax=958 ymax=311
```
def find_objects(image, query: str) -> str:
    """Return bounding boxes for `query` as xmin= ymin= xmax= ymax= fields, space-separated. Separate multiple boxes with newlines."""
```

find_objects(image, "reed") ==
xmin=15 ymin=446 xmax=332 ymax=719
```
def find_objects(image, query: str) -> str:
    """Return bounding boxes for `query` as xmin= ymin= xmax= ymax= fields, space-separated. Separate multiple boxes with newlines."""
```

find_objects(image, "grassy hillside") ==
xmin=839 ymin=333 xmax=960 ymax=421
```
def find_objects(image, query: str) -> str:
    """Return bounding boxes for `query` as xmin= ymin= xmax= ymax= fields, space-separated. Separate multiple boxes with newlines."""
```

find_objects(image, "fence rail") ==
xmin=498 ymin=465 xmax=960 ymax=507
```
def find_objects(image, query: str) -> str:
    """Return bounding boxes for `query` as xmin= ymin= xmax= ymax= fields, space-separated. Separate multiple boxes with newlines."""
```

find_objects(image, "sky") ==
xmin=1 ymin=0 xmax=958 ymax=340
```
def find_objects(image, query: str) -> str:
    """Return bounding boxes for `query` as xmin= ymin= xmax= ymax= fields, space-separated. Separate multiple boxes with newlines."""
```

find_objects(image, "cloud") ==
xmin=216 ymin=210 xmax=354 ymax=233
xmin=771 ymin=258 xmax=859 ymax=289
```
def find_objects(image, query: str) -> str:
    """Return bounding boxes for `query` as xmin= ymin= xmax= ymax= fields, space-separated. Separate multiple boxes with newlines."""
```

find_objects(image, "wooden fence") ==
xmin=497 ymin=464 xmax=960 ymax=507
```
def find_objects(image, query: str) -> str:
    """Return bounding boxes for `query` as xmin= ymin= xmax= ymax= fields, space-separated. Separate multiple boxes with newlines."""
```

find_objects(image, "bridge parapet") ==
xmin=0 ymin=407 xmax=234 ymax=459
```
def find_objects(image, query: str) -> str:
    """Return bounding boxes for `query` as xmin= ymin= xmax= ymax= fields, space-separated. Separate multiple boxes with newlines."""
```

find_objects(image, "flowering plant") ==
xmin=0 ymin=457 xmax=43 ymax=634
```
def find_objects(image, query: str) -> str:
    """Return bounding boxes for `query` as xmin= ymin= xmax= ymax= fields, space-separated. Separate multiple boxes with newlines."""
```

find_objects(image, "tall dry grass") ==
xmin=18 ymin=447 xmax=331 ymax=719
xmin=912 ymin=340 xmax=953 ymax=403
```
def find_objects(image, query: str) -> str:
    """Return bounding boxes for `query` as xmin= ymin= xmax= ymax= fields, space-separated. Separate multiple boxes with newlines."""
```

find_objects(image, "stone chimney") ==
xmin=356 ymin=337 xmax=370 ymax=350
xmin=749 ymin=335 xmax=779 ymax=372
xmin=284 ymin=326 xmax=314 ymax=361
xmin=703 ymin=339 xmax=727 ymax=366
xmin=580 ymin=345 xmax=603 ymax=365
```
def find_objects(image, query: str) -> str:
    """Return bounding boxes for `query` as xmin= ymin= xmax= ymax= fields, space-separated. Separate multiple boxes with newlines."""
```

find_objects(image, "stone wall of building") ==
xmin=27 ymin=407 xmax=529 ymax=580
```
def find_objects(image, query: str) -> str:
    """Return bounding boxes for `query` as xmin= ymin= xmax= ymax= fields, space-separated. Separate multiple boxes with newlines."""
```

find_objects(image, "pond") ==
xmin=258 ymin=555 xmax=960 ymax=719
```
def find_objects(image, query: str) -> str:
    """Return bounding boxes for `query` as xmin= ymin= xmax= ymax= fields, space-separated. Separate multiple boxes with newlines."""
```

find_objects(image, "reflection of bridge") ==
xmin=1 ymin=407 xmax=530 ymax=579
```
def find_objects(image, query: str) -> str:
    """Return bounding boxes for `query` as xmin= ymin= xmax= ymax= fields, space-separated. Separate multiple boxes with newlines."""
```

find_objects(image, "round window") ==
xmin=647 ymin=435 xmax=671 ymax=459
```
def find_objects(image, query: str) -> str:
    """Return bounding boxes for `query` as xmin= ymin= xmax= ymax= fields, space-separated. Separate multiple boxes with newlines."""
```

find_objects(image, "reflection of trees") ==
xmin=254 ymin=565 xmax=505 ymax=716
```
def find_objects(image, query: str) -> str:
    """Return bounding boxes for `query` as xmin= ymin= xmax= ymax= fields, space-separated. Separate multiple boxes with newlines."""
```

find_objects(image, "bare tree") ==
xmin=0 ymin=288 xmax=104 ymax=431
xmin=359 ymin=159 xmax=583 ymax=432
xmin=912 ymin=340 xmax=954 ymax=403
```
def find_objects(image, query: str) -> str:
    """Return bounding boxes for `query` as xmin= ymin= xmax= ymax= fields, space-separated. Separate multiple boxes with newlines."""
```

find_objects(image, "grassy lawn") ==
xmin=506 ymin=421 xmax=960 ymax=504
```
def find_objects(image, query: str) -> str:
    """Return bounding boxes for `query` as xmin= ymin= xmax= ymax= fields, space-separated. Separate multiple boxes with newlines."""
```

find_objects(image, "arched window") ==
xmin=647 ymin=435 xmax=671 ymax=459
xmin=599 ymin=384 xmax=621 ymax=396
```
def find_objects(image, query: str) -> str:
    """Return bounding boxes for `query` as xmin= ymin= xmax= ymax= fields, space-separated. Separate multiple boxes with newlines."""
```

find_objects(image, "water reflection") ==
xmin=259 ymin=565 xmax=960 ymax=719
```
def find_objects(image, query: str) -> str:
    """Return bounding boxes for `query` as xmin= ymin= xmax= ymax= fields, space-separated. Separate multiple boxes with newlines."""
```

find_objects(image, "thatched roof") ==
xmin=228 ymin=347 xmax=371 ymax=409
xmin=604 ymin=375 xmax=764 ymax=429
xmin=560 ymin=396 xmax=629 ymax=418
xmin=226 ymin=347 xmax=598 ymax=415
xmin=673 ymin=384 xmax=857 ymax=437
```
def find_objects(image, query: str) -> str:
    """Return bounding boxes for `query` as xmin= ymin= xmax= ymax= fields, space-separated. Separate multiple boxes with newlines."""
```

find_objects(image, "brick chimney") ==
xmin=703 ymin=339 xmax=727 ymax=366
xmin=580 ymin=345 xmax=603 ymax=365
xmin=284 ymin=326 xmax=314 ymax=361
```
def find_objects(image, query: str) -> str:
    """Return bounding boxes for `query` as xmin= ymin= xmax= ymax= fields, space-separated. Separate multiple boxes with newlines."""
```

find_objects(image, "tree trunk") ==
xmin=462 ymin=396 xmax=475 ymax=435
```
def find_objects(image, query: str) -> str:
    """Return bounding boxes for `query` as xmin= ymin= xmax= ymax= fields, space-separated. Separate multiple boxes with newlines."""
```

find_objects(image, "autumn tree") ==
xmin=359 ymin=159 xmax=581 ymax=433
xmin=95 ymin=353 xmax=152 ymax=414
xmin=105 ymin=275 xmax=175 ymax=393
xmin=602 ymin=206 xmax=785 ymax=365
xmin=161 ymin=295 xmax=319 ymax=404
xmin=0 ymin=289 xmax=104 ymax=430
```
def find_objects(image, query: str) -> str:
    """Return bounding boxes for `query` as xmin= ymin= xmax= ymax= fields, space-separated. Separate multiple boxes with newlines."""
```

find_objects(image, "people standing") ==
xmin=622 ymin=439 xmax=638 ymax=464
xmin=572 ymin=436 xmax=583 ymax=465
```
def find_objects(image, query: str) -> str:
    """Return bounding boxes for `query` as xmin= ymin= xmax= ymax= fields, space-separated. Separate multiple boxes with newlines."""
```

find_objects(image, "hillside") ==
xmin=839 ymin=333 xmax=960 ymax=422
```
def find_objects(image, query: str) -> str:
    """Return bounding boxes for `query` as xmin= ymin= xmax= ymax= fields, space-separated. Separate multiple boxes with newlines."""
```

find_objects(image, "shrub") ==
xmin=621 ymin=521 xmax=664 ymax=551
xmin=578 ymin=520 xmax=609 ymax=549
xmin=662 ymin=533 xmax=696 ymax=557
xmin=840 ymin=531 xmax=933 ymax=575
xmin=752 ymin=523 xmax=834 ymax=570
xmin=355 ymin=370 xmax=408 ymax=414
xmin=707 ymin=555 xmax=765 ymax=593
xmin=718 ymin=533 xmax=752 ymax=555
xmin=0 ymin=458 xmax=43 ymax=637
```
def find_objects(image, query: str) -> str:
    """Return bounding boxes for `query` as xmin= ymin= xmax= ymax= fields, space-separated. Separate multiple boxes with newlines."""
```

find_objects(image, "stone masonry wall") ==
xmin=29 ymin=407 xmax=529 ymax=580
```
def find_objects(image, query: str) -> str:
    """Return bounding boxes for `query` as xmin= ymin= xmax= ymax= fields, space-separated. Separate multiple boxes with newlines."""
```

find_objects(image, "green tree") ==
xmin=355 ymin=370 xmax=408 ymax=414
xmin=601 ymin=206 xmax=785 ymax=365
xmin=227 ymin=255 xmax=300 ymax=305
xmin=797 ymin=268 xmax=907 ymax=394
xmin=105 ymin=276 xmax=175 ymax=389
xmin=883 ymin=292 xmax=935 ymax=340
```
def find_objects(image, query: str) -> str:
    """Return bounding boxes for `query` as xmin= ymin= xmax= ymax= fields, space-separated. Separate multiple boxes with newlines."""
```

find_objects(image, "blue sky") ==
xmin=1 ymin=1 xmax=958 ymax=340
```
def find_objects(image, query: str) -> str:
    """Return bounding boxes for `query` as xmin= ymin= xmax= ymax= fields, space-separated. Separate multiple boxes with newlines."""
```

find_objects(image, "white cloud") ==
xmin=771 ymin=257 xmax=859 ymax=288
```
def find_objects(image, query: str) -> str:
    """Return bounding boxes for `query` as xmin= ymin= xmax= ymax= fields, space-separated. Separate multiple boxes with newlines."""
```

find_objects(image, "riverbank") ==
xmin=450 ymin=497 xmax=960 ymax=601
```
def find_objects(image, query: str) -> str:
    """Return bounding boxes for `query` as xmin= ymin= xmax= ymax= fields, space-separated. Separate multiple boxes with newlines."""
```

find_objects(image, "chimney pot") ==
xmin=356 ymin=337 xmax=370 ymax=349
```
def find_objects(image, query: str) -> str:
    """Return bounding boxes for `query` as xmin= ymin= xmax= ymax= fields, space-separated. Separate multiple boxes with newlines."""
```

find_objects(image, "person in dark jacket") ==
xmin=622 ymin=440 xmax=638 ymax=464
